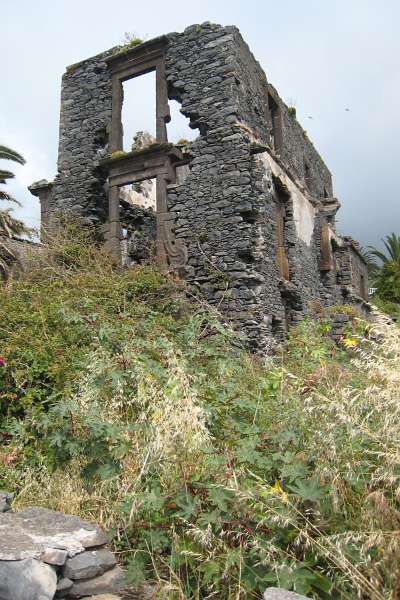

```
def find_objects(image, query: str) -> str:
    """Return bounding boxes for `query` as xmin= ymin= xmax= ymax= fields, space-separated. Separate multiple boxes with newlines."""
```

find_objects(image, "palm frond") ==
xmin=0 ymin=238 xmax=17 ymax=279
xmin=0 ymin=190 xmax=21 ymax=205
xmin=359 ymin=247 xmax=380 ymax=277
xmin=359 ymin=246 xmax=377 ymax=264
xmin=383 ymin=233 xmax=400 ymax=262
xmin=0 ymin=145 xmax=25 ymax=165
xmin=369 ymin=234 xmax=400 ymax=265
xmin=0 ymin=143 xmax=28 ymax=231
xmin=0 ymin=208 xmax=31 ymax=239
xmin=367 ymin=247 xmax=388 ymax=264
xmin=0 ymin=169 xmax=15 ymax=183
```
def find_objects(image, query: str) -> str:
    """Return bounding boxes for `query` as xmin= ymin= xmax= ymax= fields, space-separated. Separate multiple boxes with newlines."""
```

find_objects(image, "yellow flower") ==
xmin=343 ymin=337 xmax=358 ymax=348
xmin=271 ymin=480 xmax=288 ymax=503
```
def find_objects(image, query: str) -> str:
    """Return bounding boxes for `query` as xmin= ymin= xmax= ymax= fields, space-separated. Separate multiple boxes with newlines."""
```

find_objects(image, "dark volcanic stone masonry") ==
xmin=30 ymin=22 xmax=369 ymax=350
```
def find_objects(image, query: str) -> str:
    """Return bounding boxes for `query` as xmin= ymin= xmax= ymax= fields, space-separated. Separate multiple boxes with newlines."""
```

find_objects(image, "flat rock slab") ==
xmin=0 ymin=558 xmax=57 ymax=600
xmin=0 ymin=507 xmax=107 ymax=560
xmin=41 ymin=547 xmax=69 ymax=565
xmin=264 ymin=589 xmax=311 ymax=600
xmin=68 ymin=566 xmax=125 ymax=597
xmin=63 ymin=548 xmax=117 ymax=580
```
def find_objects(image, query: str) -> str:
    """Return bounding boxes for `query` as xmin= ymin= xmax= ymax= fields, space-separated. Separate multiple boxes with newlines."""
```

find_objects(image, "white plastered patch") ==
xmin=259 ymin=152 xmax=316 ymax=246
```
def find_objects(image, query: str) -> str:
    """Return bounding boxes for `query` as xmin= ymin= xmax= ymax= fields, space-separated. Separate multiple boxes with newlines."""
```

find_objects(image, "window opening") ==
xmin=320 ymin=220 xmax=334 ymax=271
xmin=268 ymin=93 xmax=283 ymax=151
xmin=275 ymin=188 xmax=290 ymax=280
xmin=167 ymin=99 xmax=199 ymax=145
xmin=360 ymin=273 xmax=368 ymax=300
xmin=119 ymin=178 xmax=156 ymax=211
xmin=121 ymin=71 xmax=156 ymax=151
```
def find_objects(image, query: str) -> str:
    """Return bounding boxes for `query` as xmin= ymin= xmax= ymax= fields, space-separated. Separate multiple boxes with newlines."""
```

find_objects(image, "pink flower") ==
xmin=0 ymin=357 xmax=6 ymax=366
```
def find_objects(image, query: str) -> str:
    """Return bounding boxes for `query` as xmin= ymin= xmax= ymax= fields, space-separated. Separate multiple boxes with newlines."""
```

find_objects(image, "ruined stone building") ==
xmin=29 ymin=22 xmax=369 ymax=350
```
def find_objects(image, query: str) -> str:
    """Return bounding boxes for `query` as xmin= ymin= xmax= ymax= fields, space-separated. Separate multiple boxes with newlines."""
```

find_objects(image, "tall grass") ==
xmin=1 ymin=226 xmax=399 ymax=598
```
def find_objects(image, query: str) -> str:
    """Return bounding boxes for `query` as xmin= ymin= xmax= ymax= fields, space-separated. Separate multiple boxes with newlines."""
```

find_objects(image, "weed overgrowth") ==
xmin=0 ymin=226 xmax=399 ymax=599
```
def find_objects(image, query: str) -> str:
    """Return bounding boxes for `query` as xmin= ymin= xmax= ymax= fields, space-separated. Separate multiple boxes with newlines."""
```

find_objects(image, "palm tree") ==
xmin=368 ymin=233 xmax=400 ymax=264
xmin=359 ymin=246 xmax=380 ymax=280
xmin=368 ymin=234 xmax=400 ymax=303
xmin=0 ymin=144 xmax=25 ymax=197
xmin=0 ymin=144 xmax=31 ymax=277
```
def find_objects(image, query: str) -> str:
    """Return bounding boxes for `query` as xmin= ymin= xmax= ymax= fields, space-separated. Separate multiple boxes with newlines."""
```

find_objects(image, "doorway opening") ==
xmin=119 ymin=177 xmax=157 ymax=266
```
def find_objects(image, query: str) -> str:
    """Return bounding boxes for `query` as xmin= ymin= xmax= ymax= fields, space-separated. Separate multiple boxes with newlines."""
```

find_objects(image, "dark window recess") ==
xmin=268 ymin=93 xmax=283 ymax=152
xmin=276 ymin=194 xmax=290 ymax=280
xmin=319 ymin=220 xmax=334 ymax=271
xmin=360 ymin=273 xmax=368 ymax=300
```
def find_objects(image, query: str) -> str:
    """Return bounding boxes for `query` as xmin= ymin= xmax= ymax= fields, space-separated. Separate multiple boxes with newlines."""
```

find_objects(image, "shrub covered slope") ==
xmin=1 ymin=228 xmax=400 ymax=599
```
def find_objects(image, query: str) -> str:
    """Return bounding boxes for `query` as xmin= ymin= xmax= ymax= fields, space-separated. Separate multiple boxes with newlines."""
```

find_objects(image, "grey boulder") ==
xmin=0 ymin=558 xmax=57 ymax=600
xmin=63 ymin=548 xmax=117 ymax=580
xmin=67 ymin=566 xmax=125 ymax=597
xmin=0 ymin=506 xmax=107 ymax=560
xmin=264 ymin=589 xmax=311 ymax=600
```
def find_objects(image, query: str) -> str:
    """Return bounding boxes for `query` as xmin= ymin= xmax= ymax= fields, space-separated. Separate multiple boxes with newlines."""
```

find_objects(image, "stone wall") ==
xmin=29 ymin=22 xmax=369 ymax=350
xmin=166 ymin=25 xmax=273 ymax=348
xmin=165 ymin=23 xmax=348 ymax=347
xmin=348 ymin=244 xmax=369 ymax=300
xmin=51 ymin=49 xmax=114 ymax=225
xmin=231 ymin=30 xmax=333 ymax=199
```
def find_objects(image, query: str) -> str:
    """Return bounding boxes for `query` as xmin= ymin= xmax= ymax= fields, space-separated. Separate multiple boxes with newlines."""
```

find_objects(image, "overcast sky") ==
xmin=1 ymin=0 xmax=399 ymax=248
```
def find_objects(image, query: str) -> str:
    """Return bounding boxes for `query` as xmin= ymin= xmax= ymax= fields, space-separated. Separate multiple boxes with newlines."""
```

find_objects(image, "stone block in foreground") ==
xmin=0 ymin=501 xmax=124 ymax=599
xmin=0 ymin=506 xmax=107 ymax=561
xmin=0 ymin=558 xmax=57 ymax=600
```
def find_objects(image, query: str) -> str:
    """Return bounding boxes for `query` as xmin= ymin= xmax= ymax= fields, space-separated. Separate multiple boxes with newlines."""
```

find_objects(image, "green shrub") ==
xmin=1 ymin=228 xmax=400 ymax=599
xmin=116 ymin=32 xmax=144 ymax=54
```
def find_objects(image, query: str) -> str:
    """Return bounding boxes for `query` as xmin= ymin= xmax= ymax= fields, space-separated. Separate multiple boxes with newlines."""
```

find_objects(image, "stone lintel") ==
xmin=28 ymin=180 xmax=53 ymax=197
xmin=320 ymin=197 xmax=341 ymax=216
xmin=106 ymin=35 xmax=169 ymax=74
xmin=103 ymin=146 xmax=183 ymax=189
